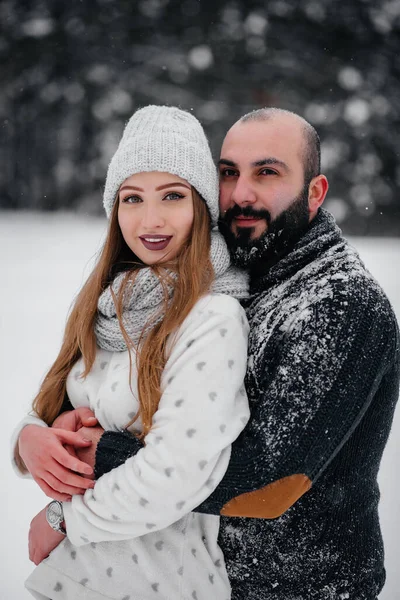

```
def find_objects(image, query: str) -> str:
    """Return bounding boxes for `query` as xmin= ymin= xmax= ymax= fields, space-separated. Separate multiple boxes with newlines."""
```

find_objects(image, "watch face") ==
xmin=47 ymin=502 xmax=62 ymax=526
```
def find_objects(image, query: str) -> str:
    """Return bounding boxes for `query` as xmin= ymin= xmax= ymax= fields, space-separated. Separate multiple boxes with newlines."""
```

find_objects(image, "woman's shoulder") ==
xmin=192 ymin=293 xmax=247 ymax=321
xmin=167 ymin=293 xmax=249 ymax=361
xmin=175 ymin=294 xmax=248 ymax=342
xmin=169 ymin=295 xmax=248 ymax=343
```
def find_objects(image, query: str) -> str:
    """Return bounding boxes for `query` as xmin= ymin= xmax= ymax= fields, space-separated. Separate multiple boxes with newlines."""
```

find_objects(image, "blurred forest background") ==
xmin=1 ymin=0 xmax=400 ymax=235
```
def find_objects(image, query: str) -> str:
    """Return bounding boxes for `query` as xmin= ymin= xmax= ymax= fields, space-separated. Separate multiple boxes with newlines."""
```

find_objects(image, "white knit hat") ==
xmin=103 ymin=105 xmax=219 ymax=226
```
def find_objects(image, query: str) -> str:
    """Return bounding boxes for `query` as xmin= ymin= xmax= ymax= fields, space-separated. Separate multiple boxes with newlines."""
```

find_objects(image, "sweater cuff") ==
xmin=194 ymin=491 xmax=225 ymax=516
xmin=94 ymin=430 xmax=143 ymax=479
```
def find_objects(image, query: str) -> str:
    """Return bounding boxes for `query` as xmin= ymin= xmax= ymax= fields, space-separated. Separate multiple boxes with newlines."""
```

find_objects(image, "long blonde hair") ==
xmin=32 ymin=189 xmax=214 ymax=436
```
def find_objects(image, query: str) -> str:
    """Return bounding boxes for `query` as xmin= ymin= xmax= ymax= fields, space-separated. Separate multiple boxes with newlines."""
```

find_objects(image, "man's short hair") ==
xmin=239 ymin=108 xmax=321 ymax=186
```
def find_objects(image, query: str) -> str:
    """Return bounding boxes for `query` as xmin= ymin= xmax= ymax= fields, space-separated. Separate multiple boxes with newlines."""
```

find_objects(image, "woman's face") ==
xmin=118 ymin=171 xmax=194 ymax=265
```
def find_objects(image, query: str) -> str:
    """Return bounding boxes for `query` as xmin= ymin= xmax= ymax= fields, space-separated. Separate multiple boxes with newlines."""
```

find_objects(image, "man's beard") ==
xmin=218 ymin=184 xmax=311 ymax=271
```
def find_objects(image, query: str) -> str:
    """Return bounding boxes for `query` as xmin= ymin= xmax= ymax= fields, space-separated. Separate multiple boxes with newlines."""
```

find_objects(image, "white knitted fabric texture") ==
xmin=95 ymin=231 xmax=249 ymax=351
xmin=103 ymin=105 xmax=219 ymax=226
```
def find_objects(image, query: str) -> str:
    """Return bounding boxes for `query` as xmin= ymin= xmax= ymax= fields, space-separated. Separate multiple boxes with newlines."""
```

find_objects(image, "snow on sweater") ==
xmin=12 ymin=294 xmax=250 ymax=600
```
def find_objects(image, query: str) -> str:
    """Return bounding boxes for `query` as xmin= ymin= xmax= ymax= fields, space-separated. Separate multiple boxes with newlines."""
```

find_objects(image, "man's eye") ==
xmin=164 ymin=192 xmax=184 ymax=201
xmin=220 ymin=169 xmax=238 ymax=177
xmin=259 ymin=168 xmax=277 ymax=176
xmin=122 ymin=195 xmax=142 ymax=203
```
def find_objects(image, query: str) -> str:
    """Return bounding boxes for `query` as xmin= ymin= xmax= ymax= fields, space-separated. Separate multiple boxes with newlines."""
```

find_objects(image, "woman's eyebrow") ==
xmin=119 ymin=182 xmax=191 ymax=193
xmin=155 ymin=182 xmax=191 ymax=191
xmin=119 ymin=185 xmax=144 ymax=192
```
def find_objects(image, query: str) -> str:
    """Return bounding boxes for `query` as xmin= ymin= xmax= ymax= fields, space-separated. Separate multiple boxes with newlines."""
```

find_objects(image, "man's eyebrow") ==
xmin=252 ymin=158 xmax=290 ymax=172
xmin=218 ymin=159 xmax=237 ymax=167
xmin=218 ymin=157 xmax=290 ymax=172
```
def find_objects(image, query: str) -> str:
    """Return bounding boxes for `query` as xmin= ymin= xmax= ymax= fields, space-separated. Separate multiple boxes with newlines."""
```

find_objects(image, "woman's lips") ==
xmin=139 ymin=235 xmax=172 ymax=251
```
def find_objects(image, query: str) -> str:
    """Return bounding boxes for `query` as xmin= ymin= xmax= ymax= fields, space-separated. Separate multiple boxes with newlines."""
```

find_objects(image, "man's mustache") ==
xmin=222 ymin=204 xmax=271 ymax=226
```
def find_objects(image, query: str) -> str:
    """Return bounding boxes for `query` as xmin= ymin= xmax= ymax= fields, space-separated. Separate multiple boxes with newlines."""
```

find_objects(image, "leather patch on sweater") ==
xmin=220 ymin=474 xmax=312 ymax=518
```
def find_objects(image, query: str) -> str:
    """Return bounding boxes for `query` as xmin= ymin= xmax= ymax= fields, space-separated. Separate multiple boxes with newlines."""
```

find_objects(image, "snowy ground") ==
xmin=1 ymin=211 xmax=399 ymax=599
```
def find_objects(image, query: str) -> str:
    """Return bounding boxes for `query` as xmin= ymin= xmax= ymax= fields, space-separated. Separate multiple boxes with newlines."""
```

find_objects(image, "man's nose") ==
xmin=230 ymin=176 xmax=257 ymax=207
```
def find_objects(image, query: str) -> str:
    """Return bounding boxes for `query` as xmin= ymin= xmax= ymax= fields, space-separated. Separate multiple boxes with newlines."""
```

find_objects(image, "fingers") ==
xmin=55 ymin=428 xmax=94 ymax=447
xmin=75 ymin=407 xmax=98 ymax=427
xmin=41 ymin=470 xmax=89 ymax=497
xmin=78 ymin=425 xmax=104 ymax=441
xmin=52 ymin=442 xmax=94 ymax=476
xmin=75 ymin=407 xmax=96 ymax=419
xmin=28 ymin=533 xmax=35 ymax=563
xmin=52 ymin=410 xmax=74 ymax=431
xmin=82 ymin=416 xmax=98 ymax=426
xmin=46 ymin=459 xmax=95 ymax=491
xmin=35 ymin=477 xmax=73 ymax=502
xmin=51 ymin=408 xmax=98 ymax=432
xmin=20 ymin=426 xmax=95 ymax=490
xmin=36 ymin=460 xmax=94 ymax=498
xmin=28 ymin=526 xmax=36 ymax=563
xmin=29 ymin=539 xmax=48 ymax=565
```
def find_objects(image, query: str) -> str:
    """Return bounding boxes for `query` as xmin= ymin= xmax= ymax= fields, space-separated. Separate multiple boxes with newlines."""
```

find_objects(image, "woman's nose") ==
xmin=141 ymin=206 xmax=166 ymax=229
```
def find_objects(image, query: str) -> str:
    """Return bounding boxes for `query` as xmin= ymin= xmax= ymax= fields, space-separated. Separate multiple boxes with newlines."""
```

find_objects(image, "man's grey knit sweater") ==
xmin=94 ymin=209 xmax=400 ymax=600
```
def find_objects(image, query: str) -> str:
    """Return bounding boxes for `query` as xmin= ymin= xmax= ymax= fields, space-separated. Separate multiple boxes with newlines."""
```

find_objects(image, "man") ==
xmin=26 ymin=109 xmax=400 ymax=599
xmin=91 ymin=108 xmax=400 ymax=599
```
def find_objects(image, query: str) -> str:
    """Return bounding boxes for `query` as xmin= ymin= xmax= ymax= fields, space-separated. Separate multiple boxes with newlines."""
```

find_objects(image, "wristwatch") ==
xmin=46 ymin=500 xmax=67 ymax=535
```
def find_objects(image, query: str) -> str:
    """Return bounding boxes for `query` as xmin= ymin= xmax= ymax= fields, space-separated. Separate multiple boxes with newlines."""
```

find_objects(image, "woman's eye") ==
xmin=164 ymin=192 xmax=184 ymax=201
xmin=122 ymin=195 xmax=142 ymax=204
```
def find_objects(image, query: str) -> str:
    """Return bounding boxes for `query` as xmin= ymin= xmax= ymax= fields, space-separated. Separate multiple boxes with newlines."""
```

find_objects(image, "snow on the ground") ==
xmin=1 ymin=212 xmax=399 ymax=599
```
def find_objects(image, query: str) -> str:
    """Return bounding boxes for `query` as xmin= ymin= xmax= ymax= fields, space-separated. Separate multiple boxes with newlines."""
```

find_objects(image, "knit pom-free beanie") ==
xmin=103 ymin=105 xmax=219 ymax=226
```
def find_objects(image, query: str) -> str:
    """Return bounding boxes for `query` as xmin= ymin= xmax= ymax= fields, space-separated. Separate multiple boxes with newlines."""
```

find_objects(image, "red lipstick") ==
xmin=139 ymin=235 xmax=172 ymax=251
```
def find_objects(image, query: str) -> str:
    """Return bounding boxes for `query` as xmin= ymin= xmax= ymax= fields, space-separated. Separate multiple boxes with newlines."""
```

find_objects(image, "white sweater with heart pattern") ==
xmin=12 ymin=293 xmax=249 ymax=600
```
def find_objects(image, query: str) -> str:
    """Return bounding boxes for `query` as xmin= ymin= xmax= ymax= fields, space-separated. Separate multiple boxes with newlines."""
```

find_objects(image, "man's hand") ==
xmin=52 ymin=407 xmax=98 ymax=432
xmin=29 ymin=506 xmax=65 ymax=565
xmin=19 ymin=424 xmax=95 ymax=501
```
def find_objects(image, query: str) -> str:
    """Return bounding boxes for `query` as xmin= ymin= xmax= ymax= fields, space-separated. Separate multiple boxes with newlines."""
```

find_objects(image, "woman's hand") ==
xmin=53 ymin=409 xmax=105 ymax=480
xmin=19 ymin=422 xmax=96 ymax=501
xmin=29 ymin=506 xmax=65 ymax=565
xmin=66 ymin=425 xmax=105 ymax=479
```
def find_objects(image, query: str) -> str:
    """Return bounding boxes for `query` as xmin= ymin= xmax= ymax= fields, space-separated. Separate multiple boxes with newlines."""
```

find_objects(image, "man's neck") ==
xmin=249 ymin=211 xmax=332 ymax=285
xmin=249 ymin=218 xmax=315 ymax=279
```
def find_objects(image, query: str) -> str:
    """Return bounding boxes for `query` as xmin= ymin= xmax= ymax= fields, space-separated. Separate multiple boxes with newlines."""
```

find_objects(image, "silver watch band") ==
xmin=46 ymin=500 xmax=67 ymax=535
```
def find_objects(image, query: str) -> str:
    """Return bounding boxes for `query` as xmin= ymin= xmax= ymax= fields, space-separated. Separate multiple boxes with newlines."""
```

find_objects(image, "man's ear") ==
xmin=308 ymin=175 xmax=329 ymax=219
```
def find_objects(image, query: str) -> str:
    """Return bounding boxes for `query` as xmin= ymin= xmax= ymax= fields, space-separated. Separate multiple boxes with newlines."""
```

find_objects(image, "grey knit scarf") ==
xmin=95 ymin=231 xmax=249 ymax=352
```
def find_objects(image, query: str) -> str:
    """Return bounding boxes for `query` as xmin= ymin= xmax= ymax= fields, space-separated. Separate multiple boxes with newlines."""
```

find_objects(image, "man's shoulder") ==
xmin=255 ymin=238 xmax=390 ymax=309
xmin=324 ymin=239 xmax=396 ymax=320
xmin=248 ymin=239 xmax=397 ymax=340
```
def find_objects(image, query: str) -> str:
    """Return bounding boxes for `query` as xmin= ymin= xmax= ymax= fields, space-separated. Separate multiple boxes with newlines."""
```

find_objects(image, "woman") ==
xmin=11 ymin=105 xmax=249 ymax=600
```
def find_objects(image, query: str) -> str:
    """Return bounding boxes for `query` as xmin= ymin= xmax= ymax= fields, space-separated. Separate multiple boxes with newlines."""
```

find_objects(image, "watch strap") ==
xmin=46 ymin=500 xmax=67 ymax=535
